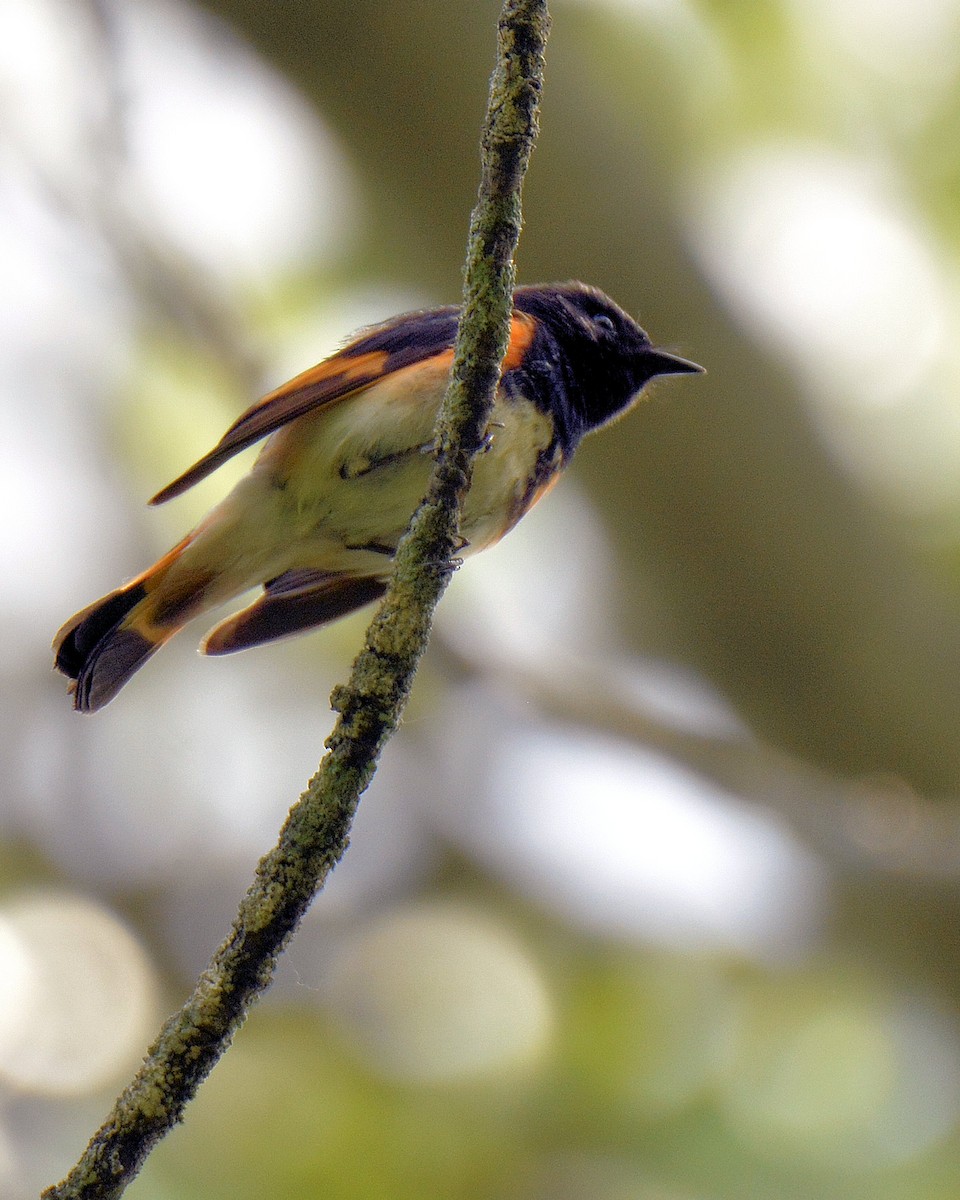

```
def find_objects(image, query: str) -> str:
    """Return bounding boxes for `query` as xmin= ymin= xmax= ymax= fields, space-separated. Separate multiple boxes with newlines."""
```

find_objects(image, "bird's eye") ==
xmin=593 ymin=314 xmax=616 ymax=333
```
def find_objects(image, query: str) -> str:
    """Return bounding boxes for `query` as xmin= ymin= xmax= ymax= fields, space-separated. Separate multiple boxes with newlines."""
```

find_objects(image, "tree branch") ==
xmin=42 ymin=3 xmax=549 ymax=1196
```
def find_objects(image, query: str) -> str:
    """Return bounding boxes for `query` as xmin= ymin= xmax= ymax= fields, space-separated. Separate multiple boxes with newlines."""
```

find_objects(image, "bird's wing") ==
xmin=150 ymin=307 xmax=538 ymax=505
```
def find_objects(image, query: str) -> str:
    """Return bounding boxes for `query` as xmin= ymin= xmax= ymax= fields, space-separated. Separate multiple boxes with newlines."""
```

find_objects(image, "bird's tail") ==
xmin=53 ymin=534 xmax=208 ymax=712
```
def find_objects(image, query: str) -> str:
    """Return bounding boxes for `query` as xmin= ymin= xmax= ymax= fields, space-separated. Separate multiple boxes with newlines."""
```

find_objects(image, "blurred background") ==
xmin=5 ymin=0 xmax=960 ymax=1195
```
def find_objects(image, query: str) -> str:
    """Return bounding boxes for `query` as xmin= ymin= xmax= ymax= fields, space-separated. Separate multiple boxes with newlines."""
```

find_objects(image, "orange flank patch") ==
xmin=507 ymin=469 xmax=561 ymax=535
xmin=527 ymin=468 xmax=561 ymax=511
xmin=495 ymin=451 xmax=563 ymax=544
xmin=260 ymin=310 xmax=533 ymax=412
xmin=503 ymin=312 xmax=536 ymax=370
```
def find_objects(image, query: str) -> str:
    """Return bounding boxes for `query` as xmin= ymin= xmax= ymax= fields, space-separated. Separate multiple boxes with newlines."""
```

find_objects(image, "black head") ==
xmin=513 ymin=282 xmax=702 ymax=438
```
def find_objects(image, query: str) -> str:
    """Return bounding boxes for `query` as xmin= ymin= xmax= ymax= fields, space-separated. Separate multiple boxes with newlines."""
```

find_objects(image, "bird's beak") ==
xmin=646 ymin=348 xmax=705 ymax=376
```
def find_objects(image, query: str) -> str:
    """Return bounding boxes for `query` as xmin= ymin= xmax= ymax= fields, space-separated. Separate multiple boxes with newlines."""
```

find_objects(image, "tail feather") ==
xmin=54 ymin=584 xmax=147 ymax=679
xmin=54 ymin=530 xmax=212 ymax=712
xmin=54 ymin=548 xmax=388 ymax=708
xmin=53 ymin=583 xmax=168 ymax=713
xmin=74 ymin=626 xmax=161 ymax=713
xmin=202 ymin=572 xmax=387 ymax=655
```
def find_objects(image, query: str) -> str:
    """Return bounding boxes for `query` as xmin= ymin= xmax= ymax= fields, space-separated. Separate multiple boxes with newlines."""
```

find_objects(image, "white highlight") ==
xmin=325 ymin=905 xmax=554 ymax=1082
xmin=438 ymin=699 xmax=826 ymax=960
xmin=688 ymin=145 xmax=947 ymax=406
xmin=0 ymin=893 xmax=157 ymax=1095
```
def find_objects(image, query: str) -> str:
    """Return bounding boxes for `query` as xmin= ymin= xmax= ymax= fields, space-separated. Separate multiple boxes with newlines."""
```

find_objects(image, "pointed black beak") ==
xmin=645 ymin=348 xmax=705 ymax=377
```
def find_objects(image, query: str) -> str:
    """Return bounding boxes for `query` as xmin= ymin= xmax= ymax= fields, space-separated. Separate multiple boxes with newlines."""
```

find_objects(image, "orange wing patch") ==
xmin=148 ymin=310 xmax=535 ymax=508
xmin=149 ymin=350 xmax=392 ymax=506
xmin=247 ymin=350 xmax=390 ymax=416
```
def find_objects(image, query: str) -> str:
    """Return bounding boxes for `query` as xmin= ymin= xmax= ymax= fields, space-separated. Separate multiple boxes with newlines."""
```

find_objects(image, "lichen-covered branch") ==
xmin=42 ymin=3 xmax=549 ymax=1197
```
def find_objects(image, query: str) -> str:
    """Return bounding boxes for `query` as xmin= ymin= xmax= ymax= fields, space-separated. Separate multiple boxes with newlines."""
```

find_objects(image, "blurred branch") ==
xmin=8 ymin=0 xmax=264 ymax=390
xmin=440 ymin=639 xmax=960 ymax=885
xmin=42 ymin=2 xmax=549 ymax=1197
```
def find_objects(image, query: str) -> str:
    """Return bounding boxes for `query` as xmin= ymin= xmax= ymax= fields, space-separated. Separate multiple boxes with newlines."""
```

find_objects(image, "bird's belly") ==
xmin=459 ymin=404 xmax=559 ymax=552
xmin=255 ymin=384 xmax=558 ymax=573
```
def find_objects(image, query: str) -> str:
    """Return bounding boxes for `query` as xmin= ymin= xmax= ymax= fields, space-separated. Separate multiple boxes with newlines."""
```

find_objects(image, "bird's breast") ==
xmin=252 ymin=369 xmax=561 ymax=562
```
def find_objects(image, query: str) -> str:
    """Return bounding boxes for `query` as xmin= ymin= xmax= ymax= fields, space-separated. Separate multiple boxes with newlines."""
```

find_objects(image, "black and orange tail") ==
xmin=54 ymin=557 xmax=388 ymax=710
xmin=53 ymin=582 xmax=163 ymax=713
xmin=53 ymin=534 xmax=203 ymax=712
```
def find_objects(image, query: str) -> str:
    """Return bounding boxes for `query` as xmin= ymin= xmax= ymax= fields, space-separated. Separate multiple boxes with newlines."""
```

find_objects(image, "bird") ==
xmin=53 ymin=282 xmax=703 ymax=711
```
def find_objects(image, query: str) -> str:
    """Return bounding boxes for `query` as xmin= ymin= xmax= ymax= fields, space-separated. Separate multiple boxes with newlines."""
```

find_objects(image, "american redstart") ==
xmin=54 ymin=282 xmax=702 ymax=711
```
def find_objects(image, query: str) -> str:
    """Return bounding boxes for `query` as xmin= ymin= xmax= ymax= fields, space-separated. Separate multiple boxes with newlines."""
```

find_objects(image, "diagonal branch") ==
xmin=42 ymin=2 xmax=550 ymax=1197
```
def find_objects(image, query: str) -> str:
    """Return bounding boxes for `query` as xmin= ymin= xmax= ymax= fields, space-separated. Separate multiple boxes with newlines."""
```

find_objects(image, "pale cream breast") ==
xmin=219 ymin=371 xmax=558 ymax=581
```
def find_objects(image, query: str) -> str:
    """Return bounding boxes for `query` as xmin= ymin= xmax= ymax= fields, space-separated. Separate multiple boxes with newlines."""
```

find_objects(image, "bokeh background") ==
xmin=5 ymin=0 xmax=960 ymax=1196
